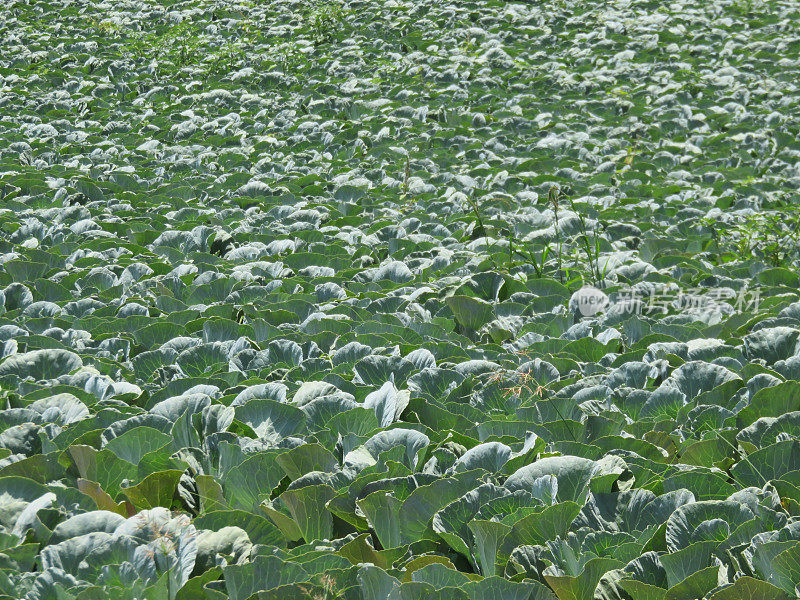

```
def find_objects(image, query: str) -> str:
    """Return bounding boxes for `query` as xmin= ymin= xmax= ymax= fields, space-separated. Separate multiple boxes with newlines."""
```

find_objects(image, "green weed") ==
xmin=710 ymin=209 xmax=800 ymax=269
xmin=301 ymin=1 xmax=348 ymax=45
xmin=550 ymin=186 xmax=564 ymax=283
xmin=567 ymin=195 xmax=608 ymax=285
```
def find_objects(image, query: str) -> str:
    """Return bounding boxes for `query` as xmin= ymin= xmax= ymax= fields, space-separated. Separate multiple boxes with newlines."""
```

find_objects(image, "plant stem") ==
xmin=550 ymin=186 xmax=563 ymax=283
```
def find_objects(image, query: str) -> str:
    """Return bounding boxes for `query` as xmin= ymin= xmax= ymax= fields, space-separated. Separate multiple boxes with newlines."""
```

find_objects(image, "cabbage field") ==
xmin=3 ymin=0 xmax=800 ymax=598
